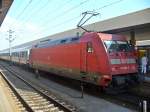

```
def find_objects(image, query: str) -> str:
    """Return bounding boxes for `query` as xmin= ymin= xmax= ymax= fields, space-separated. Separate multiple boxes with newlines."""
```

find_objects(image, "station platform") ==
xmin=0 ymin=75 xmax=20 ymax=112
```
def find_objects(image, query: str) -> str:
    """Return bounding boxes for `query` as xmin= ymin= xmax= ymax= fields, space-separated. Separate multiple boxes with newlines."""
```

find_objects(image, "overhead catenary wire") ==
xmin=15 ymin=0 xmax=41 ymax=22
xmin=95 ymin=0 xmax=124 ymax=11
xmin=35 ymin=0 xmax=74 ymax=23
xmin=7 ymin=0 xmax=125 ymax=43
xmin=20 ymin=0 xmax=52 ymax=26
xmin=39 ymin=0 xmax=124 ymax=30
xmin=21 ymin=0 xmax=73 ymax=27
xmin=33 ymin=15 xmax=81 ymax=38
xmin=33 ymin=0 xmax=125 ymax=37
xmin=37 ymin=0 xmax=90 ymax=28
xmin=10 ymin=0 xmax=33 ymax=27
xmin=15 ymin=0 xmax=33 ymax=19
xmin=15 ymin=0 xmax=77 ymax=29
xmin=10 ymin=0 xmax=90 ymax=30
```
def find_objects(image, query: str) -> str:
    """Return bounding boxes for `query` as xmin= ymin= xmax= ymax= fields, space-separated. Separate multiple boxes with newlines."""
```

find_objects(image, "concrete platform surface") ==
xmin=0 ymin=75 xmax=20 ymax=112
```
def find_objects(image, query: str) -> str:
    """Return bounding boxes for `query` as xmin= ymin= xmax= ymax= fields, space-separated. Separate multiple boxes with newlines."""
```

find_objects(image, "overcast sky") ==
xmin=0 ymin=0 xmax=150 ymax=50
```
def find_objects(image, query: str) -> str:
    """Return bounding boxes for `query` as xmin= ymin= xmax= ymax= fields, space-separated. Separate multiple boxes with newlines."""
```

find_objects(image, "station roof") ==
xmin=85 ymin=8 xmax=150 ymax=33
xmin=0 ymin=0 xmax=13 ymax=26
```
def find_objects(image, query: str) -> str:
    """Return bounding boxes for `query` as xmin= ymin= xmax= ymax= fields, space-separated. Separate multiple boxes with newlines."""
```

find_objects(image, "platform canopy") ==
xmin=84 ymin=8 xmax=150 ymax=33
xmin=0 ymin=0 xmax=13 ymax=26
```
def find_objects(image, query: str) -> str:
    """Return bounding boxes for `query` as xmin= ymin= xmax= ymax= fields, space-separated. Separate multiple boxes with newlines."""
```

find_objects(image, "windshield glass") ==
xmin=104 ymin=40 xmax=131 ymax=52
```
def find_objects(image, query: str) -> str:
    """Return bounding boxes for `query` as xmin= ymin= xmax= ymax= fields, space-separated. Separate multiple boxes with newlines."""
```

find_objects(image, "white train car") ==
xmin=0 ymin=46 xmax=31 ymax=65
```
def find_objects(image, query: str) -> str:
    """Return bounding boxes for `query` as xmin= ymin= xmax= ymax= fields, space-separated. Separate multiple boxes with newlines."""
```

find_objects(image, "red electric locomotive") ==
xmin=29 ymin=32 xmax=138 ymax=88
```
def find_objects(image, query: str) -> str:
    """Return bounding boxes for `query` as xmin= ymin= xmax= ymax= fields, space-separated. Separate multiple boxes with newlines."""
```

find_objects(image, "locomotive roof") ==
xmin=34 ymin=36 xmax=80 ymax=48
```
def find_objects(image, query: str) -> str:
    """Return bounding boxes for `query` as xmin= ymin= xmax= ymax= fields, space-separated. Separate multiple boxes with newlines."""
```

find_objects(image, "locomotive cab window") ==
xmin=104 ymin=40 xmax=130 ymax=52
xmin=104 ymin=40 xmax=117 ymax=52
xmin=87 ymin=42 xmax=93 ymax=53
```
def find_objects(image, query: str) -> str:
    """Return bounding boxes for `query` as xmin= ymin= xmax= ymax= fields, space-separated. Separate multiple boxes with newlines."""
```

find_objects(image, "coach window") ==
xmin=87 ymin=42 xmax=93 ymax=53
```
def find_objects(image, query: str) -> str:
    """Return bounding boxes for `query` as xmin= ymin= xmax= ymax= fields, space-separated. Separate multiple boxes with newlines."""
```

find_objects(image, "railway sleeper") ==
xmin=25 ymin=100 xmax=43 ymax=104
xmin=31 ymin=105 xmax=58 ymax=111
xmin=23 ymin=96 xmax=46 ymax=100
xmin=29 ymin=103 xmax=53 ymax=109
xmin=19 ymin=107 xmax=26 ymax=112
xmin=18 ymin=90 xmax=39 ymax=95
xmin=28 ymin=102 xmax=49 ymax=106
xmin=20 ymin=94 xmax=41 ymax=98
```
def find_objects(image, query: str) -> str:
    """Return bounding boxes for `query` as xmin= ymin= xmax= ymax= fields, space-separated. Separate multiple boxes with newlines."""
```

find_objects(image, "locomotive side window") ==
xmin=87 ymin=42 xmax=93 ymax=53
xmin=116 ymin=41 xmax=129 ymax=52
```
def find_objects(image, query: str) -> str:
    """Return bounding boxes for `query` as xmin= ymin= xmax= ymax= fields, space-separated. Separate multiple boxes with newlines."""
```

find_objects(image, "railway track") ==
xmin=0 ymin=61 xmax=150 ymax=112
xmin=0 ymin=64 xmax=77 ymax=112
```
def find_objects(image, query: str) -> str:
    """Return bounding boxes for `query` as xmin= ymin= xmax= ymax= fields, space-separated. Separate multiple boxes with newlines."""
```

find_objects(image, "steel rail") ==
xmin=3 ymin=61 xmax=149 ymax=111
xmin=0 ymin=64 xmax=76 ymax=112
xmin=0 ymin=71 xmax=34 ymax=112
